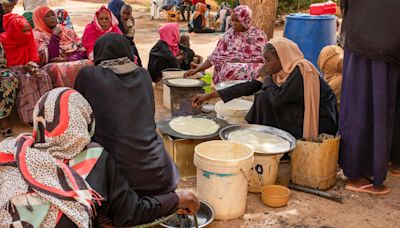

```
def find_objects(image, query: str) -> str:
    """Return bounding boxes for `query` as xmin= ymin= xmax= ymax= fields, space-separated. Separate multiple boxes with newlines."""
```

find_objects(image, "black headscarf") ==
xmin=75 ymin=33 xmax=179 ymax=196
xmin=93 ymin=32 xmax=135 ymax=65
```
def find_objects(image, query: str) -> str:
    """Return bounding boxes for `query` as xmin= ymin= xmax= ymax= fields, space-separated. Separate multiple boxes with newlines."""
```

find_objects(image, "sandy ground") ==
xmin=4 ymin=1 xmax=400 ymax=227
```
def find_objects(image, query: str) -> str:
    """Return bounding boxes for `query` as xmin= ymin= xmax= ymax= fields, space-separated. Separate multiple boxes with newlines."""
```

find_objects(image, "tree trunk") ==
xmin=240 ymin=0 xmax=278 ymax=39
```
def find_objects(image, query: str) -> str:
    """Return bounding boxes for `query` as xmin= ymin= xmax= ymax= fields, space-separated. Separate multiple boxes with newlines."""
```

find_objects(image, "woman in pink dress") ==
xmin=185 ymin=5 xmax=267 ymax=84
xmin=82 ymin=6 xmax=122 ymax=61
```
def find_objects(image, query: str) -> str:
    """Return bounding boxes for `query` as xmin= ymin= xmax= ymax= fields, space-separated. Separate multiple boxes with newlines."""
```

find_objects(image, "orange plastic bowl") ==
xmin=261 ymin=185 xmax=291 ymax=208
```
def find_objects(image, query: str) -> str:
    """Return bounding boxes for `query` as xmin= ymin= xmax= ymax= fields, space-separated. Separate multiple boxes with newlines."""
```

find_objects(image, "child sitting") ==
xmin=179 ymin=35 xmax=203 ymax=69
xmin=120 ymin=4 xmax=135 ymax=42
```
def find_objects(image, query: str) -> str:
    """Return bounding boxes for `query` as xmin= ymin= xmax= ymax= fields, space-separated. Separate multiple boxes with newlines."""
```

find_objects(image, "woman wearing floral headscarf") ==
xmin=185 ymin=5 xmax=267 ymax=83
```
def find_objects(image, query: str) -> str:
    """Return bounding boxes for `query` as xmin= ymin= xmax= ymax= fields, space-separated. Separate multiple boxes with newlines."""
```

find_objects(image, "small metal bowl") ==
xmin=160 ymin=201 xmax=215 ymax=228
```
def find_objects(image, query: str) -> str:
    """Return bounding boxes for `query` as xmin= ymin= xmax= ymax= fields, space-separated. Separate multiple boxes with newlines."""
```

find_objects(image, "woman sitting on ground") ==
xmin=0 ymin=14 xmax=53 ymax=125
xmin=185 ymin=5 xmax=267 ymax=84
xmin=190 ymin=3 xmax=215 ymax=33
xmin=32 ymin=6 xmax=91 ymax=88
xmin=318 ymin=45 xmax=343 ymax=110
xmin=192 ymin=38 xmax=338 ymax=140
xmin=22 ymin=0 xmax=48 ymax=28
xmin=0 ymin=14 xmax=39 ymax=68
xmin=0 ymin=88 xmax=199 ymax=227
xmin=148 ymin=23 xmax=187 ymax=82
xmin=75 ymin=33 xmax=180 ymax=197
xmin=33 ymin=7 xmax=87 ymax=64
xmin=82 ymin=6 xmax=122 ymax=61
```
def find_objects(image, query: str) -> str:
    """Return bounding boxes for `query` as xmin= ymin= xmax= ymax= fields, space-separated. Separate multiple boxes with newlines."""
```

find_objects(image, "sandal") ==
xmin=389 ymin=169 xmax=400 ymax=177
xmin=2 ymin=128 xmax=14 ymax=137
xmin=345 ymin=183 xmax=391 ymax=195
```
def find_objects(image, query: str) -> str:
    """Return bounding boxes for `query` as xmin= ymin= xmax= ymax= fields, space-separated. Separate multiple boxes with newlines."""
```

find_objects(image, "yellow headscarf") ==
xmin=318 ymin=45 xmax=343 ymax=82
xmin=318 ymin=45 xmax=343 ymax=109
xmin=269 ymin=38 xmax=321 ymax=140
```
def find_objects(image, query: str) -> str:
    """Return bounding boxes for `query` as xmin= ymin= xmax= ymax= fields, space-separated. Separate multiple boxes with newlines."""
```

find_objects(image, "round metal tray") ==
xmin=219 ymin=124 xmax=297 ymax=154
xmin=160 ymin=201 xmax=214 ymax=228
xmin=157 ymin=115 xmax=229 ymax=140
xmin=162 ymin=78 xmax=207 ymax=88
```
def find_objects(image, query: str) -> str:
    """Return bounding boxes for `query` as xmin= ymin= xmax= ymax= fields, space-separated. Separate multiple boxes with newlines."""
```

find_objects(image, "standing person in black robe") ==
xmin=339 ymin=0 xmax=400 ymax=194
xmin=192 ymin=38 xmax=338 ymax=140
xmin=75 ymin=33 xmax=180 ymax=197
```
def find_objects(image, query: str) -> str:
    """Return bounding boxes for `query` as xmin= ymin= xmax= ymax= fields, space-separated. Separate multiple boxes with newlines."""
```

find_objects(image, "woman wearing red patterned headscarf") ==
xmin=32 ymin=6 xmax=92 ymax=88
xmin=185 ymin=5 xmax=267 ymax=84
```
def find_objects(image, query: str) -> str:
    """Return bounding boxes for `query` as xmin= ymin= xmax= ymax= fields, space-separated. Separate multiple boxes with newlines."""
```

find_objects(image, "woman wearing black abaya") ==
xmin=75 ymin=33 xmax=179 ymax=196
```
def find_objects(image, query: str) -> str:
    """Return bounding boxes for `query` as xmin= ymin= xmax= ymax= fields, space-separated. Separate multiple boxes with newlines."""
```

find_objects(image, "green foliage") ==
xmin=277 ymin=0 xmax=327 ymax=14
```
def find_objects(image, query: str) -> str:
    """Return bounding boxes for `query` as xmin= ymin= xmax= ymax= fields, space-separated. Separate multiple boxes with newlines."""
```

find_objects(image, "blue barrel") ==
xmin=284 ymin=14 xmax=336 ymax=71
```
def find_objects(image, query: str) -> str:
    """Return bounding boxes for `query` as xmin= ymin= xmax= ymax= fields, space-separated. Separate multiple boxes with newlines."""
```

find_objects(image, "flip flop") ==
xmin=345 ymin=184 xmax=391 ymax=195
xmin=389 ymin=169 xmax=400 ymax=177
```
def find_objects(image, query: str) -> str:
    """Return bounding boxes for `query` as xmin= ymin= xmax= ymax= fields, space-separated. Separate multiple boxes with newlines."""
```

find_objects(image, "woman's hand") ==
xmin=192 ymin=90 xmax=220 ymax=108
xmin=176 ymin=190 xmax=200 ymax=215
xmin=23 ymin=62 xmax=39 ymax=75
xmin=256 ymin=65 xmax=269 ymax=82
xmin=192 ymin=94 xmax=210 ymax=108
xmin=50 ymin=57 xmax=67 ymax=63
xmin=184 ymin=69 xmax=198 ymax=78
xmin=52 ymin=26 xmax=62 ymax=36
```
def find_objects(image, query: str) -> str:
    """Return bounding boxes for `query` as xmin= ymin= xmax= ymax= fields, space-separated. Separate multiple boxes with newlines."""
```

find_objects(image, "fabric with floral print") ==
xmin=0 ymin=43 xmax=18 ymax=119
xmin=208 ymin=25 xmax=267 ymax=84
xmin=233 ymin=5 xmax=252 ymax=29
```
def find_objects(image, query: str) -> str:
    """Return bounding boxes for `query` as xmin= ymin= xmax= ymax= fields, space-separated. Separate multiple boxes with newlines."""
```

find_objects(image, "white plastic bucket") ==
xmin=248 ymin=153 xmax=284 ymax=193
xmin=215 ymin=99 xmax=253 ymax=124
xmin=194 ymin=140 xmax=254 ymax=220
